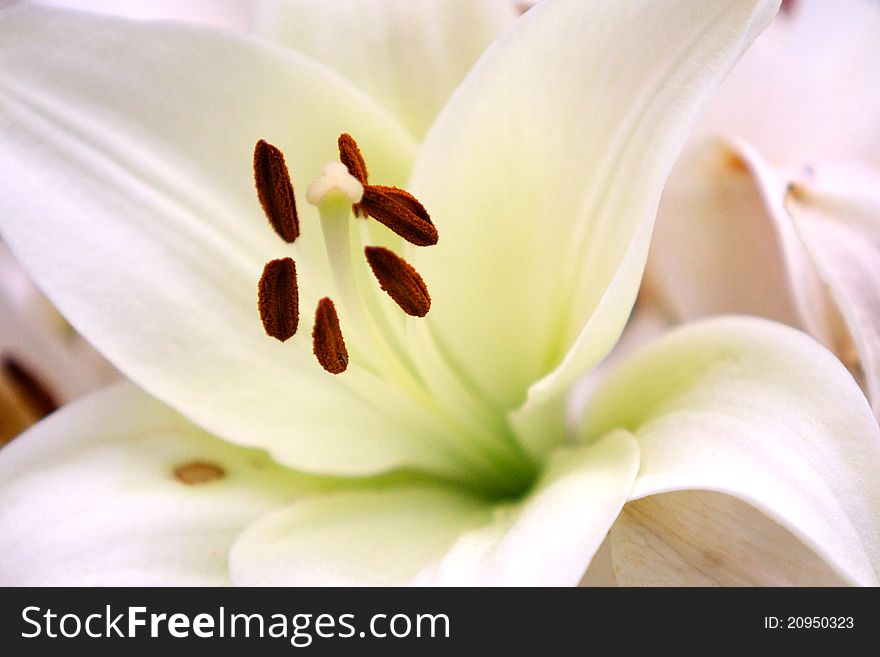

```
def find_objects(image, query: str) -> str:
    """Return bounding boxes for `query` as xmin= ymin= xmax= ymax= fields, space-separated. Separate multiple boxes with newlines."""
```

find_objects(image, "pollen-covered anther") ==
xmin=338 ymin=133 xmax=369 ymax=186
xmin=312 ymin=297 xmax=349 ymax=374
xmin=258 ymin=257 xmax=299 ymax=341
xmin=359 ymin=185 xmax=438 ymax=246
xmin=364 ymin=247 xmax=431 ymax=317
xmin=254 ymin=139 xmax=300 ymax=242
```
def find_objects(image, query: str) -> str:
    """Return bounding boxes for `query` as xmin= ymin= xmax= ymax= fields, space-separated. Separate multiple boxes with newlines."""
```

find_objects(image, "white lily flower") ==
xmin=1 ymin=0 xmax=879 ymax=587
xmin=645 ymin=0 xmax=880 ymax=417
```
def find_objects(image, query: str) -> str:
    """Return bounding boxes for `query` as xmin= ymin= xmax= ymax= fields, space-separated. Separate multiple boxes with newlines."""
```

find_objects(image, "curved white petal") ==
xmin=229 ymin=431 xmax=639 ymax=586
xmin=582 ymin=317 xmax=880 ymax=586
xmin=0 ymin=8 xmax=485 ymax=480
xmin=254 ymin=0 xmax=519 ymax=139
xmin=609 ymin=490 xmax=846 ymax=586
xmin=0 ymin=381 xmax=325 ymax=585
xmin=408 ymin=0 xmax=779 ymax=454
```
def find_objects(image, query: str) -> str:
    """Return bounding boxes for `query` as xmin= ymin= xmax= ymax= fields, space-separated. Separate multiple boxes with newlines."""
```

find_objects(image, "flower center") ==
xmin=251 ymin=135 xmax=539 ymax=499
xmin=253 ymin=134 xmax=436 ymax=376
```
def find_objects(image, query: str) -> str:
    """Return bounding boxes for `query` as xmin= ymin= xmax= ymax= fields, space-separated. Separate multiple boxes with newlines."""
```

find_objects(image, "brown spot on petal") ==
xmin=1 ymin=355 xmax=58 ymax=419
xmin=360 ymin=186 xmax=438 ymax=246
xmin=721 ymin=149 xmax=748 ymax=175
xmin=254 ymin=139 xmax=300 ymax=242
xmin=364 ymin=246 xmax=431 ymax=317
xmin=173 ymin=460 xmax=225 ymax=485
xmin=338 ymin=133 xmax=369 ymax=186
xmin=312 ymin=297 xmax=348 ymax=374
xmin=258 ymin=258 xmax=299 ymax=341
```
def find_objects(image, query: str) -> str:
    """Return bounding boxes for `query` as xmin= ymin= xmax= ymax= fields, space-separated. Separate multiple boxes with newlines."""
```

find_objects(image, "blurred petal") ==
xmin=255 ymin=0 xmax=519 ymax=139
xmin=648 ymin=140 xmax=880 ymax=417
xmin=697 ymin=0 xmax=880 ymax=164
xmin=583 ymin=317 xmax=880 ymax=586
xmin=609 ymin=490 xmax=845 ymax=586
xmin=230 ymin=432 xmax=639 ymax=586
xmin=0 ymin=244 xmax=118 ymax=405
xmin=787 ymin=167 xmax=880 ymax=416
xmin=0 ymin=9 xmax=481 ymax=479
xmin=406 ymin=0 xmax=779 ymax=456
xmin=33 ymin=0 xmax=254 ymax=31
xmin=0 ymin=381 xmax=326 ymax=585
xmin=646 ymin=140 xmax=802 ymax=326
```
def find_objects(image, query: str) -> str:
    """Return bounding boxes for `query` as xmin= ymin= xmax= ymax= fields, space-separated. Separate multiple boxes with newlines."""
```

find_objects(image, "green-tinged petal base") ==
xmin=229 ymin=432 xmax=639 ymax=586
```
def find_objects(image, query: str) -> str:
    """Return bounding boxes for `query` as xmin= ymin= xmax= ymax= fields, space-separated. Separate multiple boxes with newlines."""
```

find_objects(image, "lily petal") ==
xmin=408 ymin=0 xmax=779 ymax=453
xmin=229 ymin=431 xmax=639 ymax=586
xmin=608 ymin=490 xmax=846 ymax=586
xmin=786 ymin=168 xmax=880 ymax=416
xmin=582 ymin=316 xmax=880 ymax=586
xmin=255 ymin=0 xmax=519 ymax=139
xmin=696 ymin=0 xmax=880 ymax=165
xmin=0 ymin=381 xmax=325 ymax=585
xmin=645 ymin=140 xmax=802 ymax=326
xmin=647 ymin=140 xmax=880 ymax=417
xmin=0 ymin=8 xmax=482 ymax=479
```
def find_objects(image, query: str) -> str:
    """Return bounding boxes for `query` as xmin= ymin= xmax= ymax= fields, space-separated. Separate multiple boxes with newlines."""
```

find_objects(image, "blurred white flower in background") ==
xmin=644 ymin=0 xmax=880 ymax=417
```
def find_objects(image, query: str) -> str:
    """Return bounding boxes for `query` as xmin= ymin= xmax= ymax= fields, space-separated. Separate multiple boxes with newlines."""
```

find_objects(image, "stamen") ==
xmin=338 ymin=133 xmax=369 ymax=186
xmin=364 ymin=246 xmax=431 ymax=317
xmin=258 ymin=257 xmax=299 ymax=341
xmin=254 ymin=139 xmax=300 ymax=243
xmin=312 ymin=297 xmax=348 ymax=374
xmin=1 ymin=355 xmax=58 ymax=418
xmin=359 ymin=185 xmax=439 ymax=246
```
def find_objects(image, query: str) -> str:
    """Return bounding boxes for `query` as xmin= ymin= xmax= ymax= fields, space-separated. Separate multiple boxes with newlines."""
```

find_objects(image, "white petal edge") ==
xmin=0 ymin=8 xmax=490 ymax=481
xmin=581 ymin=316 xmax=880 ymax=586
xmin=229 ymin=431 xmax=639 ymax=586
xmin=407 ymin=0 xmax=780 ymax=452
xmin=254 ymin=0 xmax=520 ymax=139
xmin=608 ymin=490 xmax=847 ymax=586
xmin=0 ymin=381 xmax=327 ymax=585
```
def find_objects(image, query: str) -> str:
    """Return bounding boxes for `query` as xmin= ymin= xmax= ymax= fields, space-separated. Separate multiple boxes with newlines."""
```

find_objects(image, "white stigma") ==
xmin=305 ymin=162 xmax=364 ymax=206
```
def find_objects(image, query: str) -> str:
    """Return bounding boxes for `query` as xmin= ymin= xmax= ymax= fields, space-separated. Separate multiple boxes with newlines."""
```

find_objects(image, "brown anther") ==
xmin=258 ymin=257 xmax=299 ymax=341
xmin=359 ymin=186 xmax=438 ymax=246
xmin=338 ymin=133 xmax=369 ymax=187
xmin=1 ymin=356 xmax=58 ymax=418
xmin=312 ymin=297 xmax=348 ymax=374
xmin=254 ymin=139 xmax=300 ymax=243
xmin=173 ymin=460 xmax=225 ymax=485
xmin=364 ymin=247 xmax=431 ymax=317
